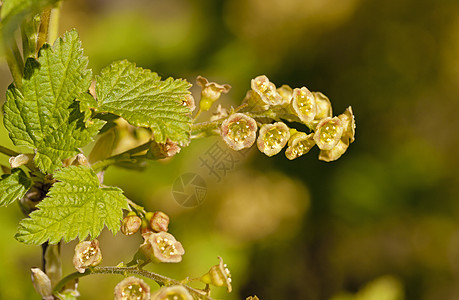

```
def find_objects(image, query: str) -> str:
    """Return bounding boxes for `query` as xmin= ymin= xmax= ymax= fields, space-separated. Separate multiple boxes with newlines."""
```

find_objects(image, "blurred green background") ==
xmin=1 ymin=0 xmax=459 ymax=299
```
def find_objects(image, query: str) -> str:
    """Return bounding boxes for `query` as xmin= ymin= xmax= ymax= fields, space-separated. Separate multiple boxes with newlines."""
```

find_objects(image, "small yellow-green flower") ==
xmin=276 ymin=85 xmax=293 ymax=105
xmin=291 ymin=87 xmax=316 ymax=125
xmin=285 ymin=131 xmax=315 ymax=160
xmin=197 ymin=76 xmax=231 ymax=111
xmin=257 ymin=122 xmax=290 ymax=157
xmin=140 ymin=231 xmax=185 ymax=263
xmin=318 ymin=106 xmax=356 ymax=162
xmin=220 ymin=113 xmax=258 ymax=151
xmin=338 ymin=106 xmax=356 ymax=143
xmin=312 ymin=92 xmax=332 ymax=120
xmin=251 ymin=75 xmax=283 ymax=108
xmin=182 ymin=94 xmax=196 ymax=113
xmin=114 ymin=276 xmax=150 ymax=300
xmin=73 ymin=240 xmax=102 ymax=273
xmin=148 ymin=138 xmax=182 ymax=159
xmin=313 ymin=116 xmax=343 ymax=150
xmin=318 ymin=139 xmax=349 ymax=162
xmin=151 ymin=285 xmax=192 ymax=300
xmin=210 ymin=104 xmax=229 ymax=121
xmin=200 ymin=256 xmax=232 ymax=292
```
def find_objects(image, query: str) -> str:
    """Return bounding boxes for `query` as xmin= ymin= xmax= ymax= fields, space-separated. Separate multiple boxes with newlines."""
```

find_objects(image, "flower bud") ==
xmin=121 ymin=213 xmax=142 ymax=236
xmin=63 ymin=153 xmax=90 ymax=167
xmin=313 ymin=117 xmax=343 ymax=150
xmin=197 ymin=76 xmax=231 ymax=112
xmin=291 ymin=87 xmax=316 ymax=125
xmin=149 ymin=211 xmax=170 ymax=232
xmin=220 ymin=113 xmax=257 ymax=151
xmin=318 ymin=139 xmax=349 ymax=162
xmin=9 ymin=153 xmax=33 ymax=168
xmin=31 ymin=268 xmax=53 ymax=300
xmin=73 ymin=240 xmax=102 ymax=273
xmin=285 ymin=132 xmax=315 ymax=160
xmin=62 ymin=156 xmax=76 ymax=167
xmin=251 ymin=75 xmax=283 ymax=107
xmin=338 ymin=106 xmax=356 ymax=143
xmin=257 ymin=122 xmax=290 ymax=157
xmin=74 ymin=153 xmax=90 ymax=167
xmin=200 ymin=256 xmax=232 ymax=292
xmin=114 ymin=276 xmax=150 ymax=300
xmin=140 ymin=231 xmax=185 ymax=263
xmin=151 ymin=285 xmax=192 ymax=300
xmin=312 ymin=92 xmax=332 ymax=120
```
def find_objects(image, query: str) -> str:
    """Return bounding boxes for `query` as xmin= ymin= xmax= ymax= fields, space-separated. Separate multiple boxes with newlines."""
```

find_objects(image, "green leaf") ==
xmin=3 ymin=30 xmax=104 ymax=173
xmin=1 ymin=0 xmax=60 ymax=39
xmin=95 ymin=60 xmax=192 ymax=145
xmin=15 ymin=165 xmax=128 ymax=245
xmin=0 ymin=168 xmax=32 ymax=207
xmin=77 ymin=91 xmax=98 ymax=124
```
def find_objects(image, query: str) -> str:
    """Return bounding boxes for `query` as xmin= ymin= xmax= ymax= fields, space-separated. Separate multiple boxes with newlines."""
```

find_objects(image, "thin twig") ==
xmin=126 ymin=198 xmax=145 ymax=214
xmin=91 ymin=141 xmax=153 ymax=173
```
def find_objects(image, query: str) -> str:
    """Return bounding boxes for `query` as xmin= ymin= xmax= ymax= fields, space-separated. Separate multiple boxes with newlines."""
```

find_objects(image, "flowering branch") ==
xmin=53 ymin=266 xmax=213 ymax=300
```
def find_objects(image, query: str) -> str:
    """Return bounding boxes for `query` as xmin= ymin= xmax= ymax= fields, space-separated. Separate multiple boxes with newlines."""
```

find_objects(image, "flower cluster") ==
xmin=208 ymin=75 xmax=355 ymax=161
xmin=120 ymin=210 xmax=185 ymax=264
